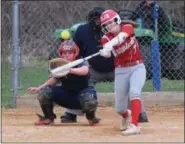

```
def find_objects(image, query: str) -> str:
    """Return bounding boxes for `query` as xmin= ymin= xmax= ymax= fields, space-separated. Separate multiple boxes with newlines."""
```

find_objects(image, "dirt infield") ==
xmin=1 ymin=93 xmax=184 ymax=142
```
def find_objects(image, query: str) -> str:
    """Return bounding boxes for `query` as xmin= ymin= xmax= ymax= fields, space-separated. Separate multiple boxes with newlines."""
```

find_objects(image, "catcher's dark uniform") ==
xmin=37 ymin=62 xmax=100 ymax=123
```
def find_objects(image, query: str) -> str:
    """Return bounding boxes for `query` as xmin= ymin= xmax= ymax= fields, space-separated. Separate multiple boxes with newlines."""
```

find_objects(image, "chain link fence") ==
xmin=2 ymin=1 xmax=184 ymax=107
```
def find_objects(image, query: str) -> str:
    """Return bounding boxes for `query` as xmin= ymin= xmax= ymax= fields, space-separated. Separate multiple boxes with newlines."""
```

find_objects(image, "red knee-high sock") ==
xmin=131 ymin=99 xmax=141 ymax=126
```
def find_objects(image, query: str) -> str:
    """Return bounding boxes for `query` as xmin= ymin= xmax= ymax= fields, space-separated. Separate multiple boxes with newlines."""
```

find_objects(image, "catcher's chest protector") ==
xmin=60 ymin=74 xmax=89 ymax=92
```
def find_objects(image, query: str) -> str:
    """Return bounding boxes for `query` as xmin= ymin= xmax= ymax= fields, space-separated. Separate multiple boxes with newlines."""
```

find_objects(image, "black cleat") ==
xmin=138 ymin=112 xmax=149 ymax=123
xmin=60 ymin=112 xmax=77 ymax=123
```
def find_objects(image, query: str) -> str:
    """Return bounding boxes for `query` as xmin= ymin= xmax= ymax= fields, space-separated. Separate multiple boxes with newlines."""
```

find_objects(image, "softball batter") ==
xmin=99 ymin=9 xmax=146 ymax=135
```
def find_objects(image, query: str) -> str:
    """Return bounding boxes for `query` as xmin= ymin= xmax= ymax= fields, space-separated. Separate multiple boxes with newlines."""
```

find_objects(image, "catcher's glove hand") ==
xmin=121 ymin=20 xmax=139 ymax=28
xmin=48 ymin=58 xmax=70 ymax=78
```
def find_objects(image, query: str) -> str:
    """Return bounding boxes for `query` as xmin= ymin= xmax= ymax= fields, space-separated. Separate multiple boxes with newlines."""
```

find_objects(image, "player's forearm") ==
xmin=38 ymin=77 xmax=58 ymax=89
xmin=70 ymin=66 xmax=89 ymax=75
xmin=105 ymin=32 xmax=129 ymax=48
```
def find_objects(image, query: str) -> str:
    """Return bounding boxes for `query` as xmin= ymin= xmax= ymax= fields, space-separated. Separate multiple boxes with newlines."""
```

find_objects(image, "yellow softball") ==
xmin=60 ymin=30 xmax=70 ymax=40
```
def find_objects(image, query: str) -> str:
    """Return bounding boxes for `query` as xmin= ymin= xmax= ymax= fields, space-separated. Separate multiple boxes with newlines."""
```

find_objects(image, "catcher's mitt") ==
xmin=49 ymin=58 xmax=70 ymax=78
xmin=121 ymin=20 xmax=139 ymax=28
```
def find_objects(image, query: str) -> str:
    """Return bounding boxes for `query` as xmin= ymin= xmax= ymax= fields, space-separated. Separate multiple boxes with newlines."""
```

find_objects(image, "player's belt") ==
xmin=117 ymin=60 xmax=143 ymax=67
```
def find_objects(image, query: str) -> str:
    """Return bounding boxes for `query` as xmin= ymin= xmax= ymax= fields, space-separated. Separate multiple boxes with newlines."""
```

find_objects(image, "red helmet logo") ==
xmin=100 ymin=10 xmax=121 ymax=25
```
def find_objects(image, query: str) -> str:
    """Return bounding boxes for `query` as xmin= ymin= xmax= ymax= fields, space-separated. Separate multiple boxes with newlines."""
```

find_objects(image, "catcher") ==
xmin=28 ymin=39 xmax=100 ymax=126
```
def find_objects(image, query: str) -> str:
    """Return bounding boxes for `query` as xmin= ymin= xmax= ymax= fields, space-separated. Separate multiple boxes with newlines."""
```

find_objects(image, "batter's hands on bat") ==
xmin=100 ymin=49 xmax=111 ymax=58
xmin=28 ymin=87 xmax=40 ymax=94
xmin=103 ymin=42 xmax=113 ymax=51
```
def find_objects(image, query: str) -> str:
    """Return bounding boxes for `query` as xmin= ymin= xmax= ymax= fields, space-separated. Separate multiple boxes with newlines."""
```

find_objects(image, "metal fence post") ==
xmin=11 ymin=0 xmax=20 ymax=108
xmin=151 ymin=0 xmax=161 ymax=91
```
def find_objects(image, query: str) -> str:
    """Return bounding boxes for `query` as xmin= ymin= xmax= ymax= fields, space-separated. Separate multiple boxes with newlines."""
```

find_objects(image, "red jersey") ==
xmin=101 ymin=24 xmax=143 ymax=67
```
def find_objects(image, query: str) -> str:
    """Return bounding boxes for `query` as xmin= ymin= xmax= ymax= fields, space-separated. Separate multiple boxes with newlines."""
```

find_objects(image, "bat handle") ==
xmin=84 ymin=52 xmax=100 ymax=61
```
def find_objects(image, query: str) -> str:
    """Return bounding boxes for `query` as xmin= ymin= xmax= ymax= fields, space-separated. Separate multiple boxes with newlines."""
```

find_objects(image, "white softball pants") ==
xmin=114 ymin=63 xmax=146 ymax=114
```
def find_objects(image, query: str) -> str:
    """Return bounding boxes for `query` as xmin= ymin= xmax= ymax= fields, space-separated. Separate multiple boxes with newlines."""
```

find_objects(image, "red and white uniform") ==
xmin=100 ymin=9 xmax=146 ymax=135
xmin=101 ymin=24 xmax=143 ymax=67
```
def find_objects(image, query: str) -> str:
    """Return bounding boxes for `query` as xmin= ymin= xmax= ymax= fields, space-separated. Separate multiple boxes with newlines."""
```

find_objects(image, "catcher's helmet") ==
xmin=58 ymin=39 xmax=79 ymax=60
xmin=87 ymin=7 xmax=105 ymax=32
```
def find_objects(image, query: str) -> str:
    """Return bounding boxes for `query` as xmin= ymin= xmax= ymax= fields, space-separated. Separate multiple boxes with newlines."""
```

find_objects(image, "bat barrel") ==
xmin=50 ymin=51 xmax=100 ymax=76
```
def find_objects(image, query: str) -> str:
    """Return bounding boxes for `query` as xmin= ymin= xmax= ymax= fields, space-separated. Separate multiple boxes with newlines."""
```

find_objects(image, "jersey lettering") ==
xmin=113 ymin=37 xmax=135 ymax=56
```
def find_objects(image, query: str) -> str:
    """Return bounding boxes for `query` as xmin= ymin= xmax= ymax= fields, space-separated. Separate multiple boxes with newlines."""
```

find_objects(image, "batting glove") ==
xmin=99 ymin=49 xmax=111 ymax=58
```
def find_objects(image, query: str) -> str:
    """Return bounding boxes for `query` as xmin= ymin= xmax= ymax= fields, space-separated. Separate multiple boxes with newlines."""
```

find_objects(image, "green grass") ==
xmin=95 ymin=79 xmax=184 ymax=92
xmin=2 ymin=62 xmax=12 ymax=107
xmin=1 ymin=59 xmax=49 ymax=107
xmin=2 ymin=60 xmax=184 ymax=107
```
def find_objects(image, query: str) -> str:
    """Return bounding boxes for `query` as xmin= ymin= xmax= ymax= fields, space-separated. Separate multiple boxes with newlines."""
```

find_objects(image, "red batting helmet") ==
xmin=100 ymin=9 xmax=121 ymax=34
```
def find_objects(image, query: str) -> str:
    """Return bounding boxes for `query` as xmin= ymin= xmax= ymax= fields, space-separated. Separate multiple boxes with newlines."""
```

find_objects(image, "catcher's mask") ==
xmin=58 ymin=39 xmax=79 ymax=61
xmin=87 ymin=7 xmax=105 ymax=32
